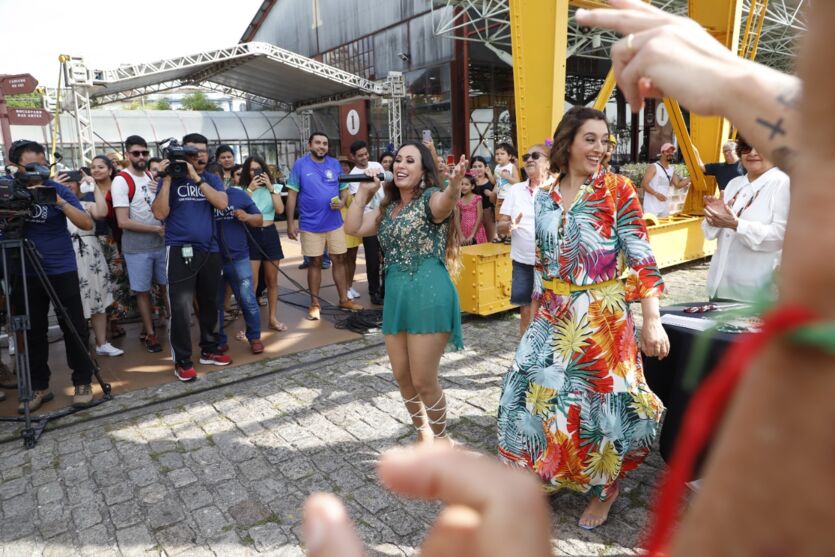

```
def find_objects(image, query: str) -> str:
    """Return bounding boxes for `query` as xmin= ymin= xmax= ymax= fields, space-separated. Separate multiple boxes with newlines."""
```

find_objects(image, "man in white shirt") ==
xmin=112 ymin=135 xmax=167 ymax=353
xmin=498 ymin=144 xmax=549 ymax=334
xmin=348 ymin=140 xmax=385 ymax=306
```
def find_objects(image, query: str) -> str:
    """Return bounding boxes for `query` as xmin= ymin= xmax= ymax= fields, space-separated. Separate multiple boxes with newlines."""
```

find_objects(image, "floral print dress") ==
xmin=68 ymin=207 xmax=114 ymax=319
xmin=497 ymin=170 xmax=665 ymax=500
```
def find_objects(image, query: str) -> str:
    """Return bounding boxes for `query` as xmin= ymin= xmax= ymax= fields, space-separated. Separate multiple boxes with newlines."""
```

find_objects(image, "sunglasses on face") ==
xmin=522 ymin=152 xmax=544 ymax=162
xmin=129 ymin=150 xmax=150 ymax=157
xmin=737 ymin=143 xmax=753 ymax=155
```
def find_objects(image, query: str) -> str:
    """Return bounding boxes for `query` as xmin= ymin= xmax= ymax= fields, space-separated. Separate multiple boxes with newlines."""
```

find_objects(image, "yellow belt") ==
xmin=541 ymin=277 xmax=621 ymax=296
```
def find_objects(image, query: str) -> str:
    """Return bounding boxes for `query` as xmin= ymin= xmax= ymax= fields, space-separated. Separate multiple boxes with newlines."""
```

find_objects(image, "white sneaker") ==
xmin=96 ymin=343 xmax=124 ymax=357
xmin=348 ymin=287 xmax=360 ymax=300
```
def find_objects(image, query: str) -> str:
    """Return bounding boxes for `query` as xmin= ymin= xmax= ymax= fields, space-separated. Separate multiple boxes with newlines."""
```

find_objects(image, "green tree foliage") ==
xmin=6 ymin=94 xmax=41 ymax=109
xmin=155 ymin=98 xmax=172 ymax=110
xmin=181 ymin=92 xmax=220 ymax=111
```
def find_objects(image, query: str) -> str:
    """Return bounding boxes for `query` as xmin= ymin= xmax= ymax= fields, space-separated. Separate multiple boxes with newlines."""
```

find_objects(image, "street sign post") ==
xmin=7 ymin=108 xmax=51 ymax=126
xmin=0 ymin=74 xmax=39 ymax=96
xmin=0 ymin=74 xmax=44 ymax=161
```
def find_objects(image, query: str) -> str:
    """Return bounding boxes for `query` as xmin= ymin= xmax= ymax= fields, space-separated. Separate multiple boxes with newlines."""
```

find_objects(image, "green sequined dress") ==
xmin=378 ymin=187 xmax=464 ymax=350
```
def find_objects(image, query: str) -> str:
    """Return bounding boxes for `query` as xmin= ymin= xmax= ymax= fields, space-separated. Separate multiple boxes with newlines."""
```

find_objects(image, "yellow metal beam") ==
xmin=592 ymin=69 xmax=616 ymax=112
xmin=508 ymin=0 xmax=570 ymax=152
xmin=684 ymin=0 xmax=744 ymax=212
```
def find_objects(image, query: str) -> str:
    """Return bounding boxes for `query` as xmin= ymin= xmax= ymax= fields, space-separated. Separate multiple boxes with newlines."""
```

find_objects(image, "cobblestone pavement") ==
xmin=0 ymin=261 xmax=709 ymax=556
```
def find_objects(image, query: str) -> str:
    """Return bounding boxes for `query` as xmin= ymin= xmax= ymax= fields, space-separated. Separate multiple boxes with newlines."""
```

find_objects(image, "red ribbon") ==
xmin=644 ymin=304 xmax=818 ymax=555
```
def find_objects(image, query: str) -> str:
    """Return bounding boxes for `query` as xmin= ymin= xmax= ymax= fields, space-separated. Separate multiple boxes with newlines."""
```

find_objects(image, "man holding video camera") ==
xmin=152 ymin=133 xmax=229 ymax=382
xmin=4 ymin=140 xmax=96 ymax=412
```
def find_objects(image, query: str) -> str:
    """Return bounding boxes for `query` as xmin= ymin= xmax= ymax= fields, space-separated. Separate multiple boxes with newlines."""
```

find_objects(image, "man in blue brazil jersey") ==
xmin=152 ymin=133 xmax=230 ymax=382
xmin=285 ymin=132 xmax=362 ymax=320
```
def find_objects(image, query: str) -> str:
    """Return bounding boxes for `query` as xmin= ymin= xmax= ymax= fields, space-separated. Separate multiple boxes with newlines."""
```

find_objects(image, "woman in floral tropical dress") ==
xmin=497 ymin=107 xmax=670 ymax=529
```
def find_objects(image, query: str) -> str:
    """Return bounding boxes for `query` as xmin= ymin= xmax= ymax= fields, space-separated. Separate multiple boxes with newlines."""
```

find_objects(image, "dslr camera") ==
xmin=159 ymin=139 xmax=198 ymax=180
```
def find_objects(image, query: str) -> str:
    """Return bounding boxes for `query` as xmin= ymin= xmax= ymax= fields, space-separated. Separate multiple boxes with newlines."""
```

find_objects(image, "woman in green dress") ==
xmin=346 ymin=142 xmax=467 ymax=443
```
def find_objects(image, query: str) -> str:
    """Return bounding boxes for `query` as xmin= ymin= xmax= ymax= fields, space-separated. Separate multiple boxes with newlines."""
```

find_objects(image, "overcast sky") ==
xmin=0 ymin=0 xmax=264 ymax=88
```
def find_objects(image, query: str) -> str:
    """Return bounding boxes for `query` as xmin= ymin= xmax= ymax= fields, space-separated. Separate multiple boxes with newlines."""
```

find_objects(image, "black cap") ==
xmin=8 ymin=140 xmax=44 ymax=164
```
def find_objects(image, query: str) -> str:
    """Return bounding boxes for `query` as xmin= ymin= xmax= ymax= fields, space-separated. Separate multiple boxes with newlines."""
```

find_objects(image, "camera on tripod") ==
xmin=159 ymin=139 xmax=198 ymax=180
xmin=0 ymin=166 xmax=58 ymax=240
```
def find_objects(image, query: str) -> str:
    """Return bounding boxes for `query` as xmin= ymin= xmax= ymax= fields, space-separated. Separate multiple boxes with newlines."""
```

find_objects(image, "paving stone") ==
xmin=168 ymin=467 xmax=198 ymax=488
xmin=102 ymin=482 xmax=134 ymax=506
xmin=72 ymin=500 xmax=104 ymax=530
xmin=228 ymin=499 xmax=271 ymax=528
xmin=147 ymin=498 xmax=187 ymax=531
xmin=116 ymin=523 xmax=156 ymax=556
xmin=77 ymin=523 xmax=116 ymax=556
xmin=248 ymin=522 xmax=287 ymax=552
xmin=38 ymin=505 xmax=70 ymax=538
xmin=179 ymin=483 xmax=215 ymax=511
xmin=138 ymin=482 xmax=168 ymax=505
xmin=192 ymin=505 xmax=230 ymax=539
xmin=109 ymin=499 xmax=144 ymax=529
xmin=126 ymin=466 xmax=158 ymax=487
xmin=155 ymin=523 xmax=198 ymax=552
xmin=0 ymin=477 xmax=27 ymax=499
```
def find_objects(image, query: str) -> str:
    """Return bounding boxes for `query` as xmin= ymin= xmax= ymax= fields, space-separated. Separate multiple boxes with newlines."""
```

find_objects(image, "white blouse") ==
xmin=702 ymin=167 xmax=790 ymax=302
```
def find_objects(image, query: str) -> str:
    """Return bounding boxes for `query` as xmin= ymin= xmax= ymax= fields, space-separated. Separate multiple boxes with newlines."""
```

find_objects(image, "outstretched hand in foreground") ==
xmin=303 ymin=443 xmax=552 ymax=557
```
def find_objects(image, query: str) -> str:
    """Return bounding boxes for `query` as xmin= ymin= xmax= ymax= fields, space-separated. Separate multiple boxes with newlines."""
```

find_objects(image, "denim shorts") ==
xmin=124 ymin=248 xmax=168 ymax=292
xmin=248 ymin=225 xmax=285 ymax=261
xmin=510 ymin=260 xmax=534 ymax=305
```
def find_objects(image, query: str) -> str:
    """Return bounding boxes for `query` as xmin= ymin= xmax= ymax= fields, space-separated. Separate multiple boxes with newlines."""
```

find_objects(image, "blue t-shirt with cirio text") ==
xmin=287 ymin=154 xmax=347 ymax=233
xmin=24 ymin=181 xmax=85 ymax=275
xmin=215 ymin=187 xmax=261 ymax=263
xmin=156 ymin=171 xmax=225 ymax=252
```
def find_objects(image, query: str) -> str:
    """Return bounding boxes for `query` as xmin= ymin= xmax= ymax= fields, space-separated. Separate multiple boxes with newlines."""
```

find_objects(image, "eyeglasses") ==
xmin=683 ymin=303 xmax=719 ymax=314
xmin=737 ymin=143 xmax=753 ymax=155
xmin=522 ymin=152 xmax=544 ymax=162
xmin=128 ymin=150 xmax=150 ymax=157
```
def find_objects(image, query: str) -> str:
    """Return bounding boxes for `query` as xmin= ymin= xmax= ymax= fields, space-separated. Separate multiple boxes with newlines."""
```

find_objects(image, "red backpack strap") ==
xmin=116 ymin=171 xmax=137 ymax=202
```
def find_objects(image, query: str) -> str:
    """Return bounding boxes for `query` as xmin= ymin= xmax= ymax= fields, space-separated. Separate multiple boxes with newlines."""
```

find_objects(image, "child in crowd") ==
xmin=494 ymin=143 xmax=520 ymax=243
xmin=456 ymin=174 xmax=487 ymax=245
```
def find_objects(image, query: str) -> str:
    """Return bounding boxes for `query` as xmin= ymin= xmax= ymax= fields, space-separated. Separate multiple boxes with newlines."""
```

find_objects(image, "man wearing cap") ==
xmin=641 ymin=142 xmax=691 ymax=217
xmin=3 ymin=140 xmax=97 ymax=412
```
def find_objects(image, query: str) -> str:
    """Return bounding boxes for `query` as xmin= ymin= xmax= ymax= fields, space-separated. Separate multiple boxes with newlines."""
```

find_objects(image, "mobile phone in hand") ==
xmin=422 ymin=129 xmax=432 ymax=143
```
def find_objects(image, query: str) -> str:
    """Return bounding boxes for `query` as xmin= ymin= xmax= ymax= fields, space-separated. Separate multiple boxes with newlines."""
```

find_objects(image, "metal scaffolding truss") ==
xmin=431 ymin=0 xmax=512 ymax=47
xmin=90 ymin=42 xmax=385 ymax=104
xmin=58 ymin=42 xmax=406 ymax=165
xmin=432 ymin=0 xmax=805 ymax=72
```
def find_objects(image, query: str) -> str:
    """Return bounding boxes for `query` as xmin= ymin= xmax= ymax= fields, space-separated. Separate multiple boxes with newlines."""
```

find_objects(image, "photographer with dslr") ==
xmin=4 ymin=140 xmax=96 ymax=411
xmin=152 ymin=134 xmax=229 ymax=382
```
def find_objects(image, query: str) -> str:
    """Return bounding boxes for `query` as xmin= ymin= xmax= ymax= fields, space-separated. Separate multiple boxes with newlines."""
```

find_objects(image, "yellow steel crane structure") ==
xmin=508 ymin=0 xmax=748 ymax=269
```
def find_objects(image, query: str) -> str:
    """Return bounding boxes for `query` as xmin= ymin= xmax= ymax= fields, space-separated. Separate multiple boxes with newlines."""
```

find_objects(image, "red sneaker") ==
xmin=174 ymin=365 xmax=197 ymax=382
xmin=217 ymin=344 xmax=230 ymax=354
xmin=199 ymin=352 xmax=232 ymax=366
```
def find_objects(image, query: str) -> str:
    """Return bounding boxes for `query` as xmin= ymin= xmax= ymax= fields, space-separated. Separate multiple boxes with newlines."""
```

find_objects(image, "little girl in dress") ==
xmin=456 ymin=174 xmax=487 ymax=245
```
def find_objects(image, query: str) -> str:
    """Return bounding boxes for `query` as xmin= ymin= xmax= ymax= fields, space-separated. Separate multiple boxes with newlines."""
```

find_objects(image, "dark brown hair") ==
xmin=377 ymin=141 xmax=460 ymax=276
xmin=549 ymin=106 xmax=609 ymax=175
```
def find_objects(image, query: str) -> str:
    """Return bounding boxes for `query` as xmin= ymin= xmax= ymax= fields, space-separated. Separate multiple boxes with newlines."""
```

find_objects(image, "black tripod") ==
xmin=0 ymin=238 xmax=112 ymax=448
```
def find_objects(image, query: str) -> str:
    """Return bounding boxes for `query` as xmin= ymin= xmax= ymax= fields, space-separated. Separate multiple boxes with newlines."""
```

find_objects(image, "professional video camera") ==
xmin=159 ymin=138 xmax=198 ymax=180
xmin=0 ymin=165 xmax=57 ymax=239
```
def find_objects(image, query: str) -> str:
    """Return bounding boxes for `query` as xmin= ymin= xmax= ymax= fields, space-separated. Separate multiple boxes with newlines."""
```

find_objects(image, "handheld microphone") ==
xmin=337 ymin=171 xmax=393 ymax=183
